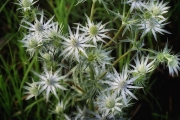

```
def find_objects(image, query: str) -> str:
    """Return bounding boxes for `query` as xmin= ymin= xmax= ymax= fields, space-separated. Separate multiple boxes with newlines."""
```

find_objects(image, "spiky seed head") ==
xmin=42 ymin=53 xmax=51 ymax=61
xmin=88 ymin=54 xmax=95 ymax=61
xmin=29 ymin=85 xmax=39 ymax=96
xmin=28 ymin=38 xmax=38 ymax=48
xmin=89 ymin=25 xmax=98 ymax=36
xmin=105 ymin=98 xmax=116 ymax=109
xmin=22 ymin=0 xmax=32 ymax=7
xmin=152 ymin=6 xmax=161 ymax=16
xmin=55 ymin=104 xmax=64 ymax=114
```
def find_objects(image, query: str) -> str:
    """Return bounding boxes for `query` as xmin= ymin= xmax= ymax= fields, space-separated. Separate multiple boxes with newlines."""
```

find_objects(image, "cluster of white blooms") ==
xmin=16 ymin=0 xmax=180 ymax=119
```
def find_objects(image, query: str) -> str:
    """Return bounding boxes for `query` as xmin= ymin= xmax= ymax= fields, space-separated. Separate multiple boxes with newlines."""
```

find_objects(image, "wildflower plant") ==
xmin=15 ymin=0 xmax=180 ymax=119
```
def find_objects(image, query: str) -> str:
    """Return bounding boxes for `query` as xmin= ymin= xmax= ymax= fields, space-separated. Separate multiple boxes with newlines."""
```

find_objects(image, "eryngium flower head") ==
xmin=156 ymin=43 xmax=180 ymax=77
xmin=104 ymin=66 xmax=142 ymax=105
xmin=50 ymin=101 xmax=67 ymax=114
xmin=130 ymin=55 xmax=155 ymax=86
xmin=131 ymin=55 xmax=155 ymax=74
xmin=21 ymin=11 xmax=54 ymax=35
xmin=34 ymin=67 xmax=67 ymax=102
xmin=79 ymin=15 xmax=111 ymax=46
xmin=44 ymin=22 xmax=63 ymax=40
xmin=15 ymin=0 xmax=38 ymax=11
xmin=125 ymin=0 xmax=146 ymax=12
xmin=59 ymin=25 xmax=94 ymax=62
xmin=146 ymin=0 xmax=170 ymax=19
xmin=49 ymin=100 xmax=71 ymax=120
xmin=23 ymin=79 xmax=40 ymax=100
xmin=138 ymin=18 xmax=170 ymax=40
xmin=95 ymin=91 xmax=123 ymax=116
xmin=21 ymin=33 xmax=43 ymax=58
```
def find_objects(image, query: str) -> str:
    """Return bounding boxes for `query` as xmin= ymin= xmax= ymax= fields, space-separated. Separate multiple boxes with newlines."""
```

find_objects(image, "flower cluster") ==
xmin=16 ymin=0 xmax=180 ymax=119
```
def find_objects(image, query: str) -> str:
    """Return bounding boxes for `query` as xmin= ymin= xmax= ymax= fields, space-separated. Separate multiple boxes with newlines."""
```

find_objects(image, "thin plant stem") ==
xmin=103 ymin=25 xmax=124 ymax=48
xmin=20 ymin=54 xmax=37 ymax=91
xmin=89 ymin=65 xmax=95 ymax=80
xmin=103 ymin=9 xmax=131 ymax=48
xmin=90 ymin=1 xmax=96 ymax=21
xmin=139 ymin=48 xmax=156 ymax=54
xmin=65 ymin=81 xmax=85 ymax=93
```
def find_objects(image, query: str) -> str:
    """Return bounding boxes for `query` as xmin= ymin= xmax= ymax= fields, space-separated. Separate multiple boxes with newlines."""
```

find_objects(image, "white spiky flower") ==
xmin=130 ymin=55 xmax=156 ymax=86
xmin=21 ymin=11 xmax=54 ymax=36
xmin=50 ymin=101 xmax=67 ymax=114
xmin=15 ymin=0 xmax=38 ymax=11
xmin=59 ymin=25 xmax=94 ymax=62
xmin=130 ymin=55 xmax=155 ymax=75
xmin=49 ymin=100 xmax=71 ymax=119
xmin=44 ymin=22 xmax=63 ymax=40
xmin=146 ymin=0 xmax=170 ymax=19
xmin=104 ymin=66 xmax=142 ymax=105
xmin=138 ymin=18 xmax=170 ymax=40
xmin=23 ymin=79 xmax=40 ymax=100
xmin=79 ymin=15 xmax=111 ymax=46
xmin=125 ymin=0 xmax=146 ymax=12
xmin=21 ymin=33 xmax=43 ymax=58
xmin=156 ymin=43 xmax=180 ymax=77
xmin=34 ymin=67 xmax=67 ymax=102
xmin=95 ymin=91 xmax=123 ymax=116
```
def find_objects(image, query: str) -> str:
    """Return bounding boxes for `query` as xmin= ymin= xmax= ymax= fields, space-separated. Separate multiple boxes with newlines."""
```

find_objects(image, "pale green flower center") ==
xmin=46 ymin=78 xmax=55 ymax=86
xmin=137 ymin=64 xmax=146 ymax=73
xmin=157 ymin=53 xmax=165 ymax=62
xmin=22 ymin=0 xmax=32 ymax=7
xmin=88 ymin=54 xmax=95 ymax=61
xmin=89 ymin=25 xmax=98 ymax=36
xmin=105 ymin=98 xmax=115 ymax=108
xmin=28 ymin=39 xmax=38 ymax=48
xmin=35 ymin=22 xmax=44 ymax=32
xmin=118 ymin=81 xmax=125 ymax=89
xmin=42 ymin=53 xmax=51 ymax=61
xmin=152 ymin=6 xmax=161 ymax=16
xmin=71 ymin=38 xmax=79 ymax=47
xmin=55 ymin=104 xmax=63 ymax=114
xmin=30 ymin=86 xmax=39 ymax=96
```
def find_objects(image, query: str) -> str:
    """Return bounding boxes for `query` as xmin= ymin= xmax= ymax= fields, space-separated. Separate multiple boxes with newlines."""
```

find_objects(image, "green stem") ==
xmin=20 ymin=54 xmax=37 ymax=91
xmin=103 ymin=25 xmax=124 ymax=48
xmin=135 ymin=31 xmax=139 ymax=41
xmin=112 ymin=50 xmax=132 ymax=66
xmin=122 ymin=0 xmax=126 ymax=17
xmin=65 ymin=81 xmax=85 ymax=93
xmin=103 ymin=9 xmax=131 ymax=48
xmin=89 ymin=65 xmax=95 ymax=80
xmin=90 ymin=1 xmax=96 ymax=21
xmin=139 ymin=48 xmax=156 ymax=54
xmin=98 ymin=50 xmax=133 ymax=79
